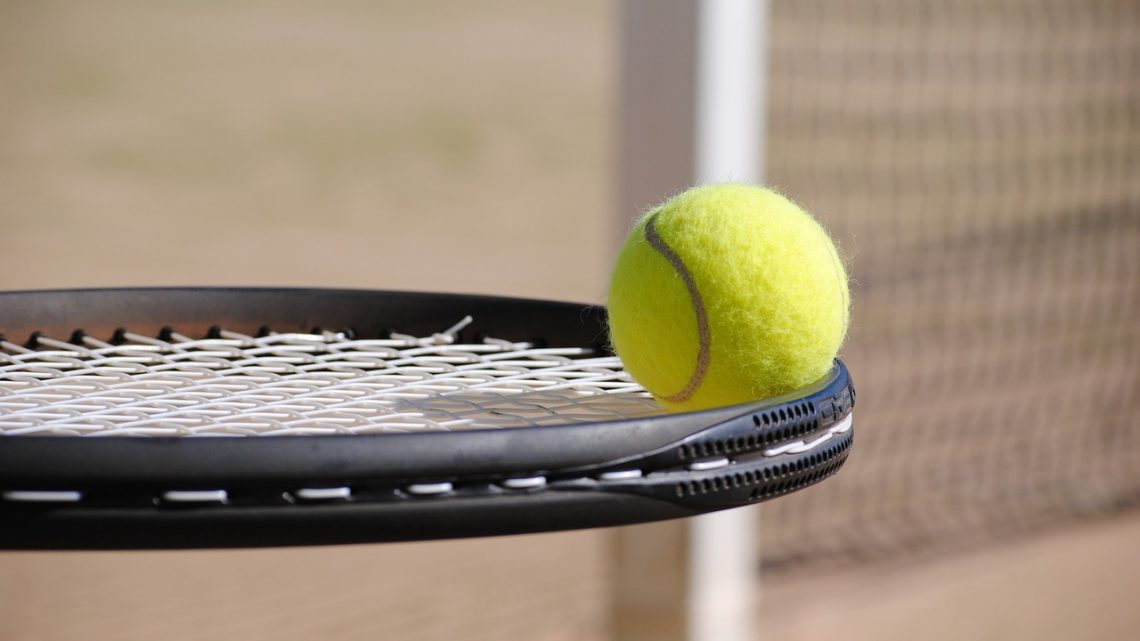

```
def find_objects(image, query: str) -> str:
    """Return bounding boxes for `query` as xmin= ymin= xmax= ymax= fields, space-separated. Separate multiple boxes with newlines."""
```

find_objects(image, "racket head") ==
xmin=0 ymin=287 xmax=854 ymax=549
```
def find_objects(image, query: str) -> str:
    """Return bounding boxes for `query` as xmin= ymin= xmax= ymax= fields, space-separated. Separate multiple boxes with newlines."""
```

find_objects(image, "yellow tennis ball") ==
xmin=608 ymin=184 xmax=850 ymax=412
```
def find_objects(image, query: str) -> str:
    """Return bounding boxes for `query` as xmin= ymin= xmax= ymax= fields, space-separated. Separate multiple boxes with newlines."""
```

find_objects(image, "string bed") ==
xmin=0 ymin=317 xmax=661 ymax=437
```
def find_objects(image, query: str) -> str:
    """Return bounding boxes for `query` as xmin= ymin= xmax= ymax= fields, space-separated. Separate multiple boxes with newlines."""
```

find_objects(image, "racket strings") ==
xmin=0 ymin=323 xmax=659 ymax=436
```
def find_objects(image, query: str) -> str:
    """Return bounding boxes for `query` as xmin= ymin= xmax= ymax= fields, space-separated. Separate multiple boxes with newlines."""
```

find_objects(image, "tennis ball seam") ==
xmin=644 ymin=213 xmax=710 ymax=404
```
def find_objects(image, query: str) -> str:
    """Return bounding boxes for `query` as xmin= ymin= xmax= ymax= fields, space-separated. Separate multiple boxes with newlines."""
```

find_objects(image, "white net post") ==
xmin=614 ymin=1 xmax=769 ymax=640
xmin=690 ymin=2 xmax=767 ymax=640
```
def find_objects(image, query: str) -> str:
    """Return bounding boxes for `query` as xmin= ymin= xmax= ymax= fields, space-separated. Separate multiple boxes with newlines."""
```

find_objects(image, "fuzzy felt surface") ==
xmin=608 ymin=184 xmax=850 ymax=411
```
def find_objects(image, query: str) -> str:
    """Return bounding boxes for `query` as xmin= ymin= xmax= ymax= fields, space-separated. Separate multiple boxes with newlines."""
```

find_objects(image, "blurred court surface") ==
xmin=2 ymin=2 xmax=1138 ymax=640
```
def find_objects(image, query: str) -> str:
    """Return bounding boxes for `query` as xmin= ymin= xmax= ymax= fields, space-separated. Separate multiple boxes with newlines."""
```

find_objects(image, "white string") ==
xmin=0 ymin=323 xmax=660 ymax=436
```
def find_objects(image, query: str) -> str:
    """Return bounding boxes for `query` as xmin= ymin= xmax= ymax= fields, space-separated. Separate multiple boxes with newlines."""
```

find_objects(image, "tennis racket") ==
xmin=0 ymin=287 xmax=854 ymax=550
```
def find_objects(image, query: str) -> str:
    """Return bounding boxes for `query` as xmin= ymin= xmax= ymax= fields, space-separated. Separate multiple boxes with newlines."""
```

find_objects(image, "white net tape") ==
xmin=0 ymin=318 xmax=661 ymax=436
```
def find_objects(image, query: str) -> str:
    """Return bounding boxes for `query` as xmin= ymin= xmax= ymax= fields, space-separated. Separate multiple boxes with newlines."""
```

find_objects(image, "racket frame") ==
xmin=0 ymin=288 xmax=854 ymax=549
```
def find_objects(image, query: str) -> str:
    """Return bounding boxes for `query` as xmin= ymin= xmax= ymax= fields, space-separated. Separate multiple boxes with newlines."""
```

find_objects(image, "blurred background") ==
xmin=1 ymin=1 xmax=1138 ymax=640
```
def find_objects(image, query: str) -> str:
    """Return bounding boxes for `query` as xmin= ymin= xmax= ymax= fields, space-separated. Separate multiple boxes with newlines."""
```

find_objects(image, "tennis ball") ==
xmin=608 ymin=184 xmax=849 ymax=412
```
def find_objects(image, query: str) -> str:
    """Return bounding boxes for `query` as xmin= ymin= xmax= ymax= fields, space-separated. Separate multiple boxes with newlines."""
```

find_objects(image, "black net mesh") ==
xmin=759 ymin=0 xmax=1140 ymax=573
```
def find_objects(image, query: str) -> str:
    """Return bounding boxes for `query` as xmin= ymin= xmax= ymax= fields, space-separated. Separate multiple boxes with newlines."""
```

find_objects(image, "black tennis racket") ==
xmin=0 ymin=287 xmax=854 ymax=550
